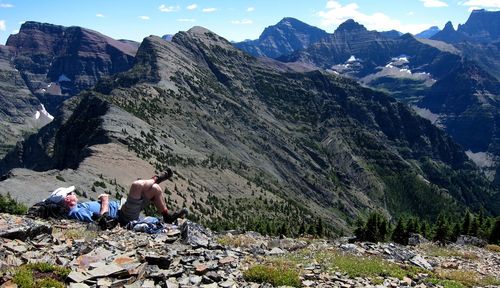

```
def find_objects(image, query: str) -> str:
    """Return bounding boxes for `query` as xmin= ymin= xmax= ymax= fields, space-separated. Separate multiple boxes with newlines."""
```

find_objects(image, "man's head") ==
xmin=46 ymin=186 xmax=75 ymax=204
xmin=153 ymin=167 xmax=174 ymax=184
xmin=63 ymin=193 xmax=78 ymax=209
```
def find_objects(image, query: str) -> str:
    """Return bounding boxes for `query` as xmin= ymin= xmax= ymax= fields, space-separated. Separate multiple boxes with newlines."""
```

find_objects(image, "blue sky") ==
xmin=1 ymin=0 xmax=499 ymax=45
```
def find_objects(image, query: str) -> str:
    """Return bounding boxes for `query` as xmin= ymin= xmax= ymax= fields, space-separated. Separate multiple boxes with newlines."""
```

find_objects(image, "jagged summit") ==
xmin=335 ymin=19 xmax=367 ymax=33
xmin=442 ymin=21 xmax=456 ymax=32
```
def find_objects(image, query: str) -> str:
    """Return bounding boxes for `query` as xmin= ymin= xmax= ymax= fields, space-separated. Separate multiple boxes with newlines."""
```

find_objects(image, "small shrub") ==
xmin=0 ymin=193 xmax=28 ymax=214
xmin=427 ymin=278 xmax=466 ymax=288
xmin=244 ymin=262 xmax=300 ymax=287
xmin=55 ymin=175 xmax=65 ymax=182
xmin=486 ymin=244 xmax=500 ymax=253
xmin=13 ymin=263 xmax=69 ymax=288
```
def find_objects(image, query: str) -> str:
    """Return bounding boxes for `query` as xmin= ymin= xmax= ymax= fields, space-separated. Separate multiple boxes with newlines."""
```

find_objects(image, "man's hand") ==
xmin=98 ymin=194 xmax=109 ymax=202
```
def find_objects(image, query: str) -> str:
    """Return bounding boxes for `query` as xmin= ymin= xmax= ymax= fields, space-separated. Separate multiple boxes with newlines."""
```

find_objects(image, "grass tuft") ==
xmin=486 ymin=244 xmax=500 ymax=253
xmin=244 ymin=261 xmax=301 ymax=287
xmin=13 ymin=263 xmax=69 ymax=288
xmin=436 ymin=269 xmax=500 ymax=287
xmin=217 ymin=234 xmax=257 ymax=248
xmin=419 ymin=244 xmax=478 ymax=260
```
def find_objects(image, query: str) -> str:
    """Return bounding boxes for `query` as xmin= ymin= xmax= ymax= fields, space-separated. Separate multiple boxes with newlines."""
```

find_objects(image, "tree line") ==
xmin=355 ymin=210 xmax=500 ymax=245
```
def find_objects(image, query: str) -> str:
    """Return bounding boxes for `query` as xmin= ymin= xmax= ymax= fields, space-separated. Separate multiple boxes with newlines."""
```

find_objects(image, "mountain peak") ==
xmin=335 ymin=19 xmax=367 ymax=33
xmin=442 ymin=21 xmax=456 ymax=32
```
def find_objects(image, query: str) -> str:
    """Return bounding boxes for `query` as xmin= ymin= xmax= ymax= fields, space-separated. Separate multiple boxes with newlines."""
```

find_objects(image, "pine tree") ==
xmin=462 ymin=210 xmax=472 ymax=236
xmin=316 ymin=218 xmax=324 ymax=237
xmin=434 ymin=214 xmax=451 ymax=245
xmin=489 ymin=218 xmax=500 ymax=245
xmin=392 ymin=217 xmax=408 ymax=245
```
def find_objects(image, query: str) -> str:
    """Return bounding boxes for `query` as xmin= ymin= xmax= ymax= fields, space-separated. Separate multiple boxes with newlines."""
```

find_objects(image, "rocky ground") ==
xmin=0 ymin=213 xmax=499 ymax=288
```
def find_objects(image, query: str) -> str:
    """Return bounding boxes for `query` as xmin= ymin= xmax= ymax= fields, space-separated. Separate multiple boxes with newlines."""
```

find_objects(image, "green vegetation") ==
xmin=355 ymin=211 xmax=500 ymax=246
xmin=13 ymin=263 xmax=70 ymax=288
xmin=486 ymin=244 xmax=500 ymax=253
xmin=243 ymin=261 xmax=301 ymax=287
xmin=0 ymin=193 xmax=28 ymax=214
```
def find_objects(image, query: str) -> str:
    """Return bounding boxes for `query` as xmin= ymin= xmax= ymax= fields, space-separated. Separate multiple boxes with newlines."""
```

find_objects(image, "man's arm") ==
xmin=98 ymin=194 xmax=110 ymax=215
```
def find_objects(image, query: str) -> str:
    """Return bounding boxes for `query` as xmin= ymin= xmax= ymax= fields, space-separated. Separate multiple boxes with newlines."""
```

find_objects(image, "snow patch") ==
xmin=33 ymin=104 xmax=54 ymax=128
xmin=465 ymin=150 xmax=495 ymax=169
xmin=347 ymin=55 xmax=357 ymax=63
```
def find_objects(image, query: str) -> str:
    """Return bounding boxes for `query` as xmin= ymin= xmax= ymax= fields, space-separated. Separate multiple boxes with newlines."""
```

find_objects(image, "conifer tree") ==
xmin=392 ymin=217 xmax=408 ymax=245
xmin=489 ymin=218 xmax=500 ymax=245
xmin=434 ymin=214 xmax=451 ymax=244
xmin=316 ymin=218 xmax=324 ymax=237
xmin=462 ymin=210 xmax=472 ymax=235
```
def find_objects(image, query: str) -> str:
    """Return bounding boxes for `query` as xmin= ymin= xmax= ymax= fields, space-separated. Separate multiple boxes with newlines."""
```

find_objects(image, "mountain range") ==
xmin=0 ymin=11 xmax=499 ymax=233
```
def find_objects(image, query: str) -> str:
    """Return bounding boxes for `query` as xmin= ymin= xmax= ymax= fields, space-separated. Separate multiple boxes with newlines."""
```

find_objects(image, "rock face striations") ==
xmin=234 ymin=17 xmax=328 ymax=59
xmin=2 ymin=27 xmax=498 ymax=232
xmin=0 ymin=46 xmax=41 ymax=158
xmin=6 ymin=21 xmax=138 ymax=111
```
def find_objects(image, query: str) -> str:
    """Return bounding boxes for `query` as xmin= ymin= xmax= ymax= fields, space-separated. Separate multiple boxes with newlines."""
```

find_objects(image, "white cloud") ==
xmin=96 ymin=13 xmax=105 ymax=18
xmin=247 ymin=7 xmax=255 ymax=12
xmin=187 ymin=4 xmax=197 ymax=10
xmin=159 ymin=4 xmax=180 ymax=12
xmin=0 ymin=3 xmax=13 ymax=8
xmin=407 ymin=11 xmax=415 ymax=16
xmin=139 ymin=16 xmax=150 ymax=20
xmin=177 ymin=18 xmax=196 ymax=22
xmin=231 ymin=19 xmax=253 ymax=25
xmin=460 ymin=0 xmax=500 ymax=8
xmin=12 ymin=29 xmax=18 ymax=34
xmin=317 ymin=1 xmax=431 ymax=34
xmin=202 ymin=7 xmax=217 ymax=13
xmin=420 ymin=0 xmax=448 ymax=7
xmin=0 ymin=20 xmax=5 ymax=31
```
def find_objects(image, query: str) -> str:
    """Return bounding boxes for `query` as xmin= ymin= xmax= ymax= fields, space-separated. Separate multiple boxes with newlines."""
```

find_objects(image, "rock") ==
xmin=303 ymin=280 xmax=316 ymax=286
xmin=410 ymin=255 xmax=433 ymax=270
xmin=195 ymin=263 xmax=208 ymax=275
xmin=441 ymin=261 xmax=459 ymax=269
xmin=408 ymin=233 xmax=429 ymax=246
xmin=269 ymin=247 xmax=285 ymax=255
xmin=456 ymin=235 xmax=487 ymax=247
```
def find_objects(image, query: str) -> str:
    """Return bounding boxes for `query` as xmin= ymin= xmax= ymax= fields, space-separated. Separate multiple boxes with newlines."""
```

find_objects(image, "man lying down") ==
xmin=43 ymin=168 xmax=188 ymax=229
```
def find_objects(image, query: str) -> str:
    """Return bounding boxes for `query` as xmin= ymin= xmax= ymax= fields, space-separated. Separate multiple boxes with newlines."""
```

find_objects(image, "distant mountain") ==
xmin=2 ymin=27 xmax=497 ymax=233
xmin=233 ymin=17 xmax=328 ymax=58
xmin=458 ymin=9 xmax=500 ymax=43
xmin=280 ymin=20 xmax=457 ymax=80
xmin=380 ymin=30 xmax=403 ymax=39
xmin=6 ymin=21 xmax=138 ymax=112
xmin=432 ymin=10 xmax=500 ymax=44
xmin=431 ymin=21 xmax=469 ymax=43
xmin=415 ymin=26 xmax=440 ymax=39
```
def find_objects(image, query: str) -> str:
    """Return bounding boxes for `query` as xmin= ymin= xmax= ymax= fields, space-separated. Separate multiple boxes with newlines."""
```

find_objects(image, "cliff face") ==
xmin=2 ymin=27 xmax=497 ymax=233
xmin=0 ymin=45 xmax=42 ymax=158
xmin=6 ymin=21 xmax=138 ymax=111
